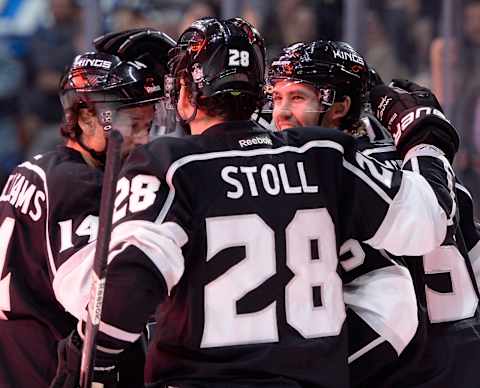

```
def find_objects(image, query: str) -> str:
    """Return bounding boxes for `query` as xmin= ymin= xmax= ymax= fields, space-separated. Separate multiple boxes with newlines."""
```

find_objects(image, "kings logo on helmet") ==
xmin=332 ymin=49 xmax=364 ymax=66
xmin=73 ymin=56 xmax=112 ymax=70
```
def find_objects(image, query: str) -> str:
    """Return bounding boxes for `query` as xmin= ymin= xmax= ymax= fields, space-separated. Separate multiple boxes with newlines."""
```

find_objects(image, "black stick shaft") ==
xmin=79 ymin=130 xmax=124 ymax=388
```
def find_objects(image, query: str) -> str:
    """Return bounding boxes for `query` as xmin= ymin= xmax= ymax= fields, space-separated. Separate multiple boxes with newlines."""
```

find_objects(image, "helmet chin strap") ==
xmin=78 ymin=106 xmax=119 ymax=166
xmin=76 ymin=135 xmax=107 ymax=166
xmin=317 ymin=111 xmax=326 ymax=126
xmin=74 ymin=115 xmax=111 ymax=166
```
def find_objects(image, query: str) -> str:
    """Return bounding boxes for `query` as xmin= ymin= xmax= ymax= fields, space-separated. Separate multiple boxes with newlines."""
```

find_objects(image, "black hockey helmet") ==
xmin=167 ymin=17 xmax=266 ymax=121
xmin=93 ymin=28 xmax=178 ymax=137
xmin=93 ymin=28 xmax=176 ymax=101
xmin=268 ymin=40 xmax=369 ymax=128
xmin=59 ymin=51 xmax=163 ymax=139
xmin=367 ymin=65 xmax=384 ymax=91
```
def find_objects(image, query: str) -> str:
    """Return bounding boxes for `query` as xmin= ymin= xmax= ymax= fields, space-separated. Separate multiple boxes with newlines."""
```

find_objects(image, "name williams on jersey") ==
xmin=221 ymin=161 xmax=318 ymax=199
xmin=0 ymin=172 xmax=45 ymax=221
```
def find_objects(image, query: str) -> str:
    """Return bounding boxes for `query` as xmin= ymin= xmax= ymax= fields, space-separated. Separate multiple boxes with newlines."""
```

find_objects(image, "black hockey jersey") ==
xmin=0 ymin=146 xmax=102 ymax=388
xmin=352 ymin=132 xmax=480 ymax=388
xmin=356 ymin=131 xmax=480 ymax=327
xmin=59 ymin=120 xmax=454 ymax=388
xmin=340 ymin=136 xmax=419 ymax=385
xmin=456 ymin=181 xmax=480 ymax=287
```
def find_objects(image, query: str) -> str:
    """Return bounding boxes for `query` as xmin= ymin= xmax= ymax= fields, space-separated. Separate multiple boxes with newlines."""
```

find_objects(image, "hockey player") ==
xmin=52 ymin=17 xmax=460 ymax=388
xmin=267 ymin=40 xmax=421 ymax=386
xmin=268 ymin=40 xmax=480 ymax=387
xmin=0 ymin=29 xmax=175 ymax=388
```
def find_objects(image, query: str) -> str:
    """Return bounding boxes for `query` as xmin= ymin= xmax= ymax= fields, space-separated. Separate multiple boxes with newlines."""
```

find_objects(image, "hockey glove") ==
xmin=49 ymin=330 xmax=118 ymax=388
xmin=370 ymin=79 xmax=459 ymax=161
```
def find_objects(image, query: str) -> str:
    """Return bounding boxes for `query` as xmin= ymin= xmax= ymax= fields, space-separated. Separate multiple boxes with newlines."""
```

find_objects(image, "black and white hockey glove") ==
xmin=49 ymin=330 xmax=118 ymax=388
xmin=370 ymin=79 xmax=459 ymax=161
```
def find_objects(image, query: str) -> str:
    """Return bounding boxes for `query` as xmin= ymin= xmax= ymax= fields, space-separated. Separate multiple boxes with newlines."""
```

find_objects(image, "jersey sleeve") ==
xmin=1 ymin=155 xmax=105 ymax=297
xmin=342 ymin=143 xmax=453 ymax=256
xmin=54 ymin=141 xmax=191 ymax=354
xmin=47 ymin=160 xmax=106 ymax=309
xmin=50 ymin=165 xmax=104 ymax=268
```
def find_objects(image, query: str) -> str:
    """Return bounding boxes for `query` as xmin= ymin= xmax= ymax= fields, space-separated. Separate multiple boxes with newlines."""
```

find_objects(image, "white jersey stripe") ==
xmin=366 ymin=171 xmax=448 ymax=256
xmin=362 ymin=145 xmax=397 ymax=156
xmin=455 ymin=182 xmax=473 ymax=199
xmin=342 ymin=160 xmax=393 ymax=205
xmin=469 ymin=240 xmax=480 ymax=287
xmin=443 ymin=158 xmax=456 ymax=226
xmin=96 ymin=345 xmax=124 ymax=355
xmin=404 ymin=148 xmax=456 ymax=226
xmin=98 ymin=320 xmax=141 ymax=343
xmin=409 ymin=156 xmax=420 ymax=174
xmin=109 ymin=220 xmax=187 ymax=293
xmin=156 ymin=140 xmax=345 ymax=224
xmin=344 ymin=265 xmax=418 ymax=358
xmin=403 ymin=144 xmax=448 ymax=166
xmin=77 ymin=320 xmax=135 ymax=350
xmin=53 ymin=221 xmax=187 ymax=318
xmin=348 ymin=337 xmax=386 ymax=364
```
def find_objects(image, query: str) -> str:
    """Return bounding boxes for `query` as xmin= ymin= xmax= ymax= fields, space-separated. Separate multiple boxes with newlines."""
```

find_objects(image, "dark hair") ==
xmin=198 ymin=93 xmax=259 ymax=121
xmin=59 ymin=104 xmax=96 ymax=140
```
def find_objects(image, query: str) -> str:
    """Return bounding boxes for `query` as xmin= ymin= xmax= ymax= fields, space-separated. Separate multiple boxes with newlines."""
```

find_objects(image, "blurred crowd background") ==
xmin=0 ymin=0 xmax=479 ymax=216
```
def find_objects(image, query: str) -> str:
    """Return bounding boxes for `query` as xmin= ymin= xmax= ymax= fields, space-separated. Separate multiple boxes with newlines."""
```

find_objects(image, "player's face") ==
xmin=114 ymin=104 xmax=155 ymax=157
xmin=272 ymin=80 xmax=322 ymax=130
xmin=78 ymin=108 xmax=107 ymax=153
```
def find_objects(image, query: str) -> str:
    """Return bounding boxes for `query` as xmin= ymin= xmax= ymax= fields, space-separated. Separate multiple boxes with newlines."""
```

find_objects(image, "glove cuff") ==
xmin=403 ymin=144 xmax=447 ymax=166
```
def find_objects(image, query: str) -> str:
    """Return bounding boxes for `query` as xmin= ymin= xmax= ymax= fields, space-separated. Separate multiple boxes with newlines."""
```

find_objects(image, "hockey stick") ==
xmin=79 ymin=129 xmax=124 ymax=388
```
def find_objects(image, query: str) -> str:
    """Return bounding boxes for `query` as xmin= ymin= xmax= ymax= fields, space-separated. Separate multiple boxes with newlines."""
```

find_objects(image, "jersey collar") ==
xmin=202 ymin=120 xmax=267 ymax=136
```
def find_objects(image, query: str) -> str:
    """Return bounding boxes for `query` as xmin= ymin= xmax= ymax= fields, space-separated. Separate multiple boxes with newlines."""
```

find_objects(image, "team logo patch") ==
xmin=192 ymin=63 xmax=205 ymax=84
xmin=238 ymin=135 xmax=273 ymax=148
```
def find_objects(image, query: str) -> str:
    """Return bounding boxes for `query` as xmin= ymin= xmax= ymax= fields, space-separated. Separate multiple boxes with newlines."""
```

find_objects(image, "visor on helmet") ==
xmin=149 ymin=99 xmax=184 ymax=139
xmin=59 ymin=52 xmax=169 ymax=138
xmin=265 ymin=78 xmax=336 ymax=114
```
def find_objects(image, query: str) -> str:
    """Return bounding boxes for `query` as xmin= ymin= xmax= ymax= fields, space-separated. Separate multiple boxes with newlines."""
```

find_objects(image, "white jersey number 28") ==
xmin=201 ymin=208 xmax=345 ymax=348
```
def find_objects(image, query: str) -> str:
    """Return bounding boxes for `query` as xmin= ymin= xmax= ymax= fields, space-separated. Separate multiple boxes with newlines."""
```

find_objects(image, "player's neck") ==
xmin=189 ymin=114 xmax=225 ymax=135
xmin=65 ymin=139 xmax=102 ymax=168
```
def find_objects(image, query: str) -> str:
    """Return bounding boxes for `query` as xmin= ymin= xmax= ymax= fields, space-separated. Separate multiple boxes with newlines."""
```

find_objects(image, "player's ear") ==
xmin=178 ymin=82 xmax=189 ymax=107
xmin=177 ymin=77 xmax=196 ymax=120
xmin=330 ymin=96 xmax=351 ymax=120
xmin=77 ymin=108 xmax=97 ymax=136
